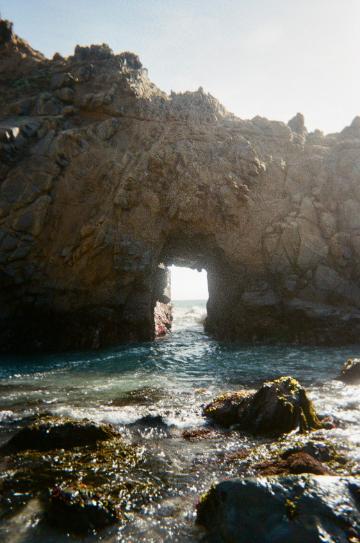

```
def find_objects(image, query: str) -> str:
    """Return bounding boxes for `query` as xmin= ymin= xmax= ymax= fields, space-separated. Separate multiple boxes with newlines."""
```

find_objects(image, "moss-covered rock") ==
xmin=204 ymin=376 xmax=322 ymax=436
xmin=0 ymin=416 xmax=118 ymax=453
xmin=0 ymin=416 xmax=164 ymax=535
xmin=338 ymin=358 xmax=360 ymax=383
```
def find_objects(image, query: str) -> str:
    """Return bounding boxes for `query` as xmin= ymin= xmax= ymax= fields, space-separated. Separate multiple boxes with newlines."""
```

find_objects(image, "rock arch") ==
xmin=1 ymin=24 xmax=360 ymax=351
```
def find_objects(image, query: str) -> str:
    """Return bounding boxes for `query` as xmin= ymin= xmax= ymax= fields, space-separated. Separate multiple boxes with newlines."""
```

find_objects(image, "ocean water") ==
xmin=0 ymin=299 xmax=359 ymax=542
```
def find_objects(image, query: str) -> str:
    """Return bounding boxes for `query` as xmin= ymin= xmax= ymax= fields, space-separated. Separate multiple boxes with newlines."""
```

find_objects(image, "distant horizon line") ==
xmin=171 ymin=298 xmax=208 ymax=301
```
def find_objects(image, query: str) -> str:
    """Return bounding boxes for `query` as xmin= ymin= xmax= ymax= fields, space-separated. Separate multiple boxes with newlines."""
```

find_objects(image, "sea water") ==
xmin=0 ymin=299 xmax=359 ymax=542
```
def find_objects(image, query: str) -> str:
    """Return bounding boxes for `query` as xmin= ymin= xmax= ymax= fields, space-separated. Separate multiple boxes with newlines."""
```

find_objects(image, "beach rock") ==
xmin=339 ymin=358 xmax=360 ymax=383
xmin=204 ymin=377 xmax=322 ymax=435
xmin=197 ymin=476 xmax=360 ymax=543
xmin=2 ymin=21 xmax=360 ymax=351
xmin=203 ymin=391 xmax=251 ymax=427
xmin=130 ymin=414 xmax=170 ymax=434
xmin=255 ymin=451 xmax=332 ymax=476
xmin=0 ymin=416 xmax=118 ymax=453
xmin=47 ymin=485 xmax=118 ymax=534
xmin=0 ymin=422 xmax=161 ymax=531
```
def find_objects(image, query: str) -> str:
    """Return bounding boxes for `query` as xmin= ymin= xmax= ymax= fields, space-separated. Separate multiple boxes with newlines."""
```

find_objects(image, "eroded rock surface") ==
xmin=204 ymin=376 xmax=322 ymax=435
xmin=1 ymin=20 xmax=360 ymax=351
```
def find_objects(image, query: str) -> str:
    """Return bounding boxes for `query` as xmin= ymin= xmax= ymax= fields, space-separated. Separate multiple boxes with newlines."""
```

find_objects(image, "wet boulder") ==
xmin=203 ymin=390 xmax=251 ymax=427
xmin=46 ymin=485 xmax=118 ymax=534
xmin=197 ymin=476 xmax=360 ymax=543
xmin=0 ymin=416 xmax=118 ymax=453
xmin=339 ymin=358 xmax=360 ymax=383
xmin=203 ymin=377 xmax=322 ymax=435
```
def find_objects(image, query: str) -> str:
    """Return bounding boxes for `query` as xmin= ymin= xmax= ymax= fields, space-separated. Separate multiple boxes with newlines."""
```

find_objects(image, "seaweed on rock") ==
xmin=204 ymin=376 xmax=322 ymax=436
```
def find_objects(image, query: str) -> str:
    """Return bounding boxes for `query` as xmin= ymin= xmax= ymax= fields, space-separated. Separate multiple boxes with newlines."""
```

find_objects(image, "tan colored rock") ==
xmin=1 ymin=22 xmax=360 ymax=351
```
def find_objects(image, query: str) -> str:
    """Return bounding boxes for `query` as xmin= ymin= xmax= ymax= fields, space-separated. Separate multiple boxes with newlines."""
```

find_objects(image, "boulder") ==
xmin=338 ymin=358 xmax=360 ymax=384
xmin=203 ymin=390 xmax=251 ymax=427
xmin=197 ymin=476 xmax=360 ymax=543
xmin=47 ymin=485 xmax=118 ymax=534
xmin=203 ymin=377 xmax=322 ymax=435
xmin=0 ymin=416 xmax=118 ymax=453
xmin=0 ymin=419 xmax=162 ymax=532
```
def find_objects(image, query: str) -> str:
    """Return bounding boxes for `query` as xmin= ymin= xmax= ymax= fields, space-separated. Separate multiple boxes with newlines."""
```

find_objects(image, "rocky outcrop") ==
xmin=338 ymin=358 xmax=360 ymax=383
xmin=1 ymin=21 xmax=360 ymax=351
xmin=203 ymin=376 xmax=322 ymax=435
xmin=197 ymin=476 xmax=360 ymax=543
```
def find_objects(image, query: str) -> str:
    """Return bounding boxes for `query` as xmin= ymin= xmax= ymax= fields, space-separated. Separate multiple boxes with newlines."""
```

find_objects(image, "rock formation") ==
xmin=338 ymin=358 xmax=360 ymax=383
xmin=196 ymin=476 xmax=360 ymax=543
xmin=203 ymin=376 xmax=322 ymax=435
xmin=1 ymin=19 xmax=360 ymax=351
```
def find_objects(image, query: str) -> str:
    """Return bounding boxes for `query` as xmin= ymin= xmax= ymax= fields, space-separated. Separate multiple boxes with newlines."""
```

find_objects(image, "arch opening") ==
xmin=153 ymin=232 xmax=218 ymax=337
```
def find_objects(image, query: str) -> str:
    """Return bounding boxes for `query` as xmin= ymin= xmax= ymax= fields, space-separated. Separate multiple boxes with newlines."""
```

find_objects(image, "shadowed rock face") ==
xmin=1 ymin=22 xmax=360 ymax=351
xmin=196 ymin=476 xmax=360 ymax=543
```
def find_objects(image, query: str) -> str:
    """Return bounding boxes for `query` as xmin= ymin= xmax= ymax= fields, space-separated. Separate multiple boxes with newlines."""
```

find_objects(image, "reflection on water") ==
xmin=0 ymin=299 xmax=359 ymax=542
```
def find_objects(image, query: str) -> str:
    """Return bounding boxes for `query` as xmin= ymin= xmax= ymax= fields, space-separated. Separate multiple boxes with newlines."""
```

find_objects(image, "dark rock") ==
xmin=74 ymin=43 xmax=113 ymax=61
xmin=0 ymin=425 xmax=156 ymax=527
xmin=0 ymin=19 xmax=13 ymax=45
xmin=339 ymin=358 xmax=360 ymax=383
xmin=46 ymin=485 xmax=118 ymax=534
xmin=118 ymin=51 xmax=143 ymax=69
xmin=204 ymin=377 xmax=322 ymax=435
xmin=203 ymin=390 xmax=251 ymax=427
xmin=130 ymin=414 xmax=169 ymax=432
xmin=0 ymin=416 xmax=118 ymax=453
xmin=197 ymin=476 xmax=360 ymax=543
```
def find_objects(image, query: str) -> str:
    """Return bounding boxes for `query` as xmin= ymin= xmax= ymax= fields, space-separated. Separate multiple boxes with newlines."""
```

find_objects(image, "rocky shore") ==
xmin=0 ymin=361 xmax=359 ymax=540
xmin=1 ymin=18 xmax=360 ymax=351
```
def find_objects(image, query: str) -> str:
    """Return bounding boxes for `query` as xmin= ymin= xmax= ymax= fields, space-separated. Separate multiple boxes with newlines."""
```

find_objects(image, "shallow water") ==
xmin=0 ymin=300 xmax=359 ymax=542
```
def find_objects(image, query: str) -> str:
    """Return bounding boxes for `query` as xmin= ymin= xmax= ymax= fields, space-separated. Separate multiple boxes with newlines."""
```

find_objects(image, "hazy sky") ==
xmin=170 ymin=266 xmax=208 ymax=300
xmin=2 ymin=0 xmax=360 ymax=133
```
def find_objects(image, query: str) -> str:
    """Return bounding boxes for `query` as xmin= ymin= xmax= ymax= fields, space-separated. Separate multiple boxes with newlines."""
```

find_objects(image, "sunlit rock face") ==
xmin=1 ymin=21 xmax=360 ymax=351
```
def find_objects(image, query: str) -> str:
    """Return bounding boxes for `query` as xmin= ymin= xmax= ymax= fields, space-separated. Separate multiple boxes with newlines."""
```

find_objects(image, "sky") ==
xmin=170 ymin=266 xmax=208 ymax=300
xmin=2 ymin=0 xmax=360 ymax=133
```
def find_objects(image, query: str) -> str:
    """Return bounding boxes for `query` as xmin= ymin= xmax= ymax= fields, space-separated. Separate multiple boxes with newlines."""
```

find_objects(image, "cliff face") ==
xmin=1 ymin=20 xmax=360 ymax=351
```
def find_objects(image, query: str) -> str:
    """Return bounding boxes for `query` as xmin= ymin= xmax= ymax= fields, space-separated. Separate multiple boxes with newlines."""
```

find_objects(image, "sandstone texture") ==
xmin=1 ymin=19 xmax=360 ymax=351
